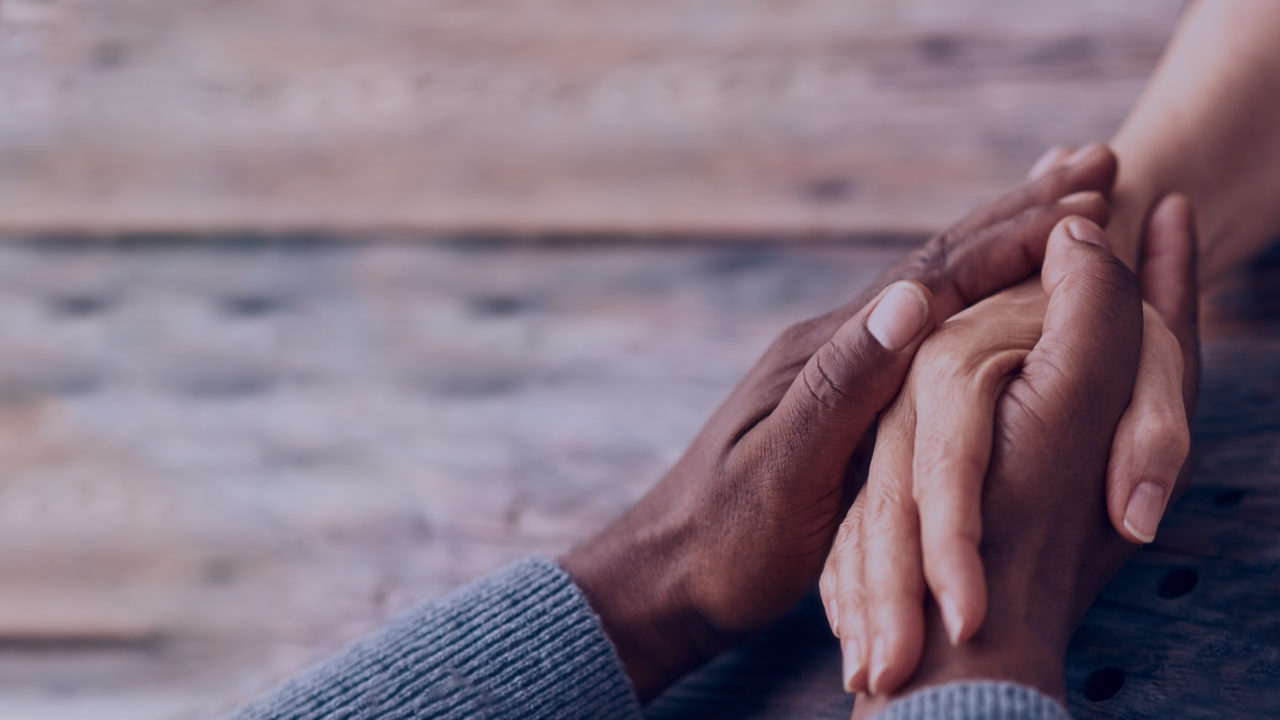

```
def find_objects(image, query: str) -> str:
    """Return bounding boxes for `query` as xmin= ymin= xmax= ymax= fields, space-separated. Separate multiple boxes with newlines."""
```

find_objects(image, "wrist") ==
xmin=853 ymin=598 xmax=1067 ymax=720
xmin=559 ymin=508 xmax=724 ymax=700
xmin=908 ymin=623 xmax=1066 ymax=698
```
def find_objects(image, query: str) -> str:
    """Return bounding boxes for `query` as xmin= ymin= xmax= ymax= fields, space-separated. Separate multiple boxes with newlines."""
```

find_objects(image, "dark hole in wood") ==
xmin=223 ymin=296 xmax=284 ymax=316
xmin=1158 ymin=566 xmax=1199 ymax=599
xmin=204 ymin=558 xmax=236 ymax=586
xmin=1084 ymin=666 xmax=1125 ymax=702
xmin=470 ymin=295 xmax=530 ymax=317
xmin=799 ymin=177 xmax=854 ymax=203
xmin=50 ymin=373 xmax=103 ymax=398
xmin=1214 ymin=488 xmax=1246 ymax=507
xmin=51 ymin=295 xmax=109 ymax=317
xmin=178 ymin=374 xmax=274 ymax=398
xmin=919 ymin=34 xmax=961 ymax=62
xmin=94 ymin=41 xmax=130 ymax=70
xmin=701 ymin=248 xmax=778 ymax=276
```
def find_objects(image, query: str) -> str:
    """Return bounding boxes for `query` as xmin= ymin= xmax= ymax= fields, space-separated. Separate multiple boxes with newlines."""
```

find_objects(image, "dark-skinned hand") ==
xmin=560 ymin=147 xmax=1119 ymax=700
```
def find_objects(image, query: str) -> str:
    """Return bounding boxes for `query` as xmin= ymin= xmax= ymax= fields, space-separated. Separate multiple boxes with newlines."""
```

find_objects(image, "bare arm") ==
xmin=1110 ymin=0 xmax=1280 ymax=282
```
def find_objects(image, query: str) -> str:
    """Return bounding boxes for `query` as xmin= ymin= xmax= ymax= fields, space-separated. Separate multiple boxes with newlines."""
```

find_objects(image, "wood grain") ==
xmin=0 ymin=235 xmax=1274 ymax=718
xmin=0 ymin=0 xmax=1185 ymax=235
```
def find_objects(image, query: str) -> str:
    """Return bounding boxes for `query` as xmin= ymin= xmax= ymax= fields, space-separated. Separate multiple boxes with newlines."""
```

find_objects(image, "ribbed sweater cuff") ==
xmin=873 ymin=681 xmax=1072 ymax=720
xmin=230 ymin=556 xmax=641 ymax=720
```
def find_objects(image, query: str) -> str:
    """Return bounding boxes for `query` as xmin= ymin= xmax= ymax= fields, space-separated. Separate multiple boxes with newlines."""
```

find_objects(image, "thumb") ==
xmin=760 ymin=280 xmax=938 ymax=467
xmin=1030 ymin=216 xmax=1144 ymax=428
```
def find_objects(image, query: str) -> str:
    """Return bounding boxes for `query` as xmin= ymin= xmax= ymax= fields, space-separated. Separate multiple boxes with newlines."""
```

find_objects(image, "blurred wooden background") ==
xmin=10 ymin=2 xmax=1280 ymax=720
xmin=1 ymin=0 xmax=1182 ymax=235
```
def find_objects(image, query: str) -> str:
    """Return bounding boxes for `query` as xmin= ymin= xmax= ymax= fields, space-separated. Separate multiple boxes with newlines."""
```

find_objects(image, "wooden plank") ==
xmin=0 ymin=237 xmax=903 ymax=718
xmin=0 ymin=235 xmax=1275 ymax=718
xmin=0 ymin=0 xmax=1184 ymax=234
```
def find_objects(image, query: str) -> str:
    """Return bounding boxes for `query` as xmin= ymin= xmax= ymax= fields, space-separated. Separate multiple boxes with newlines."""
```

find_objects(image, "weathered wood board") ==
xmin=0 ymin=236 xmax=1274 ymax=719
xmin=0 ymin=0 xmax=1185 ymax=234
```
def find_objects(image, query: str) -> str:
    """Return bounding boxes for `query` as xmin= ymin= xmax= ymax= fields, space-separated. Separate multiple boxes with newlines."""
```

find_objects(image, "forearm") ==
xmin=228 ymin=557 xmax=641 ymax=720
xmin=1109 ymin=0 xmax=1280 ymax=282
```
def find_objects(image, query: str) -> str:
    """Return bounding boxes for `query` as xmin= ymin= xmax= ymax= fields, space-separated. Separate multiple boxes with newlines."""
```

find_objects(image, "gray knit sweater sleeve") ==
xmin=873 ymin=681 xmax=1073 ymax=720
xmin=229 ymin=554 xmax=1070 ymax=720
xmin=228 ymin=556 xmax=641 ymax=720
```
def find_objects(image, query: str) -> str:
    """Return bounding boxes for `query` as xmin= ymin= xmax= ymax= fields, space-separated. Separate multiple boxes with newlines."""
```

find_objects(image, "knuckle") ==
xmin=836 ymin=508 xmax=862 ymax=544
xmin=864 ymin=477 xmax=911 ymax=518
xmin=912 ymin=335 xmax=980 ymax=385
xmin=819 ymin=569 xmax=837 ymax=601
xmin=894 ymin=234 xmax=951 ymax=286
xmin=798 ymin=341 xmax=867 ymax=415
xmin=861 ymin=505 xmax=912 ymax=545
xmin=912 ymin=452 xmax=985 ymax=498
xmin=835 ymin=509 xmax=866 ymax=554
xmin=1131 ymin=412 xmax=1191 ymax=471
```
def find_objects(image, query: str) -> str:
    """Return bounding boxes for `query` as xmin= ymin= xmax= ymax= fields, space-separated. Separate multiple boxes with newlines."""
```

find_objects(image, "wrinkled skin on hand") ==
xmin=823 ymin=198 xmax=1200 ymax=704
xmin=561 ymin=147 xmax=1120 ymax=702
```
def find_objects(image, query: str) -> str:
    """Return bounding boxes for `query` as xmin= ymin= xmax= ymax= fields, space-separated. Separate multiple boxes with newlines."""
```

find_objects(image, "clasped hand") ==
xmin=562 ymin=145 xmax=1198 ymax=707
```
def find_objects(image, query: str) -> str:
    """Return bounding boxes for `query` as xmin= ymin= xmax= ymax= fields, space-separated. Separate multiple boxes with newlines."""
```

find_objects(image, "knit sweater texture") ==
xmin=229 ymin=556 xmax=1071 ymax=720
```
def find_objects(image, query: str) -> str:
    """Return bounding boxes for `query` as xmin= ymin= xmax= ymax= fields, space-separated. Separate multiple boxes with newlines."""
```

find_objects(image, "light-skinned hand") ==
xmin=844 ymin=199 xmax=1199 ymax=718
xmin=821 ymin=189 xmax=1199 ymax=698
xmin=560 ymin=147 xmax=1119 ymax=701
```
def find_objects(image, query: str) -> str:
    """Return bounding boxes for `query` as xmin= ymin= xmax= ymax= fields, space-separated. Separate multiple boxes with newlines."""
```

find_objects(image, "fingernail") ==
xmin=1065 ymin=217 xmax=1106 ymax=247
xmin=841 ymin=636 xmax=863 ymax=693
xmin=939 ymin=592 xmax=965 ymax=646
xmin=868 ymin=635 xmax=888 ymax=695
xmin=1059 ymin=190 xmax=1100 ymax=207
xmin=1123 ymin=481 xmax=1167 ymax=544
xmin=828 ymin=599 xmax=840 ymax=636
xmin=1066 ymin=143 xmax=1104 ymax=166
xmin=867 ymin=281 xmax=929 ymax=352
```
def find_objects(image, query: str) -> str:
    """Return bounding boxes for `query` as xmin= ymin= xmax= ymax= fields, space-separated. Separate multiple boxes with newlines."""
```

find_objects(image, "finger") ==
xmin=950 ymin=143 xmax=1117 ymax=240
xmin=1139 ymin=194 xmax=1201 ymax=410
xmin=804 ymin=150 xmax=1115 ymax=356
xmin=927 ymin=189 xmax=1109 ymax=317
xmin=860 ymin=409 xmax=926 ymax=696
xmin=866 ymin=190 xmax=1108 ymax=333
xmin=911 ymin=342 xmax=1028 ymax=644
xmin=822 ymin=498 xmax=872 ymax=693
xmin=1027 ymin=145 xmax=1075 ymax=180
xmin=1028 ymin=216 xmax=1143 ymax=427
xmin=1105 ymin=194 xmax=1202 ymax=543
xmin=821 ymin=513 xmax=852 ymax=638
xmin=1105 ymin=305 xmax=1190 ymax=543
xmin=758 ymin=280 xmax=936 ymax=473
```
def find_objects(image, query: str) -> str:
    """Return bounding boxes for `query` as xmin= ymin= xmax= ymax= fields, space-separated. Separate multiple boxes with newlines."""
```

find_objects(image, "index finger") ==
xmin=771 ymin=147 xmax=1118 ymax=367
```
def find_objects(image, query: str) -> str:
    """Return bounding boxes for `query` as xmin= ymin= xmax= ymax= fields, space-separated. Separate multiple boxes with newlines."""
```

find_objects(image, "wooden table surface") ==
xmin=4 ymin=0 xmax=1276 ymax=718
xmin=0 ymin=0 xmax=1184 ymax=235
xmin=0 ymin=235 xmax=1274 ymax=719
